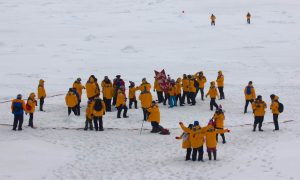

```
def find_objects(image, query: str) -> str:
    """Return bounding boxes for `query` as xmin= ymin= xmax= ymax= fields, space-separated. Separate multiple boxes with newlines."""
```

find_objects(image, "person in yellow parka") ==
xmin=11 ymin=94 xmax=27 ymax=131
xmin=204 ymin=120 xmax=230 ymax=160
xmin=211 ymin=14 xmax=216 ymax=26
xmin=84 ymin=100 xmax=94 ymax=131
xmin=246 ymin=12 xmax=251 ymax=24
xmin=188 ymin=75 xmax=196 ymax=105
xmin=139 ymin=87 xmax=153 ymax=120
xmin=181 ymin=74 xmax=190 ymax=104
xmin=147 ymin=101 xmax=161 ymax=133
xmin=213 ymin=106 xmax=226 ymax=144
xmin=92 ymin=97 xmax=106 ymax=131
xmin=244 ymin=81 xmax=256 ymax=113
xmin=168 ymin=79 xmax=177 ymax=108
xmin=65 ymin=88 xmax=78 ymax=116
xmin=216 ymin=71 xmax=225 ymax=100
xmin=206 ymin=81 xmax=219 ymax=111
xmin=179 ymin=121 xmax=207 ymax=161
xmin=37 ymin=79 xmax=46 ymax=111
xmin=154 ymin=77 xmax=164 ymax=103
xmin=26 ymin=93 xmax=37 ymax=128
xmin=86 ymin=76 xmax=100 ymax=101
xmin=252 ymin=95 xmax=267 ymax=131
xmin=116 ymin=90 xmax=128 ymax=118
xmin=139 ymin=78 xmax=151 ymax=92
xmin=175 ymin=78 xmax=184 ymax=106
xmin=73 ymin=78 xmax=85 ymax=105
xmin=270 ymin=94 xmax=280 ymax=131
xmin=101 ymin=76 xmax=113 ymax=112
xmin=176 ymin=124 xmax=193 ymax=161
xmin=129 ymin=81 xmax=138 ymax=109
xmin=195 ymin=71 xmax=207 ymax=101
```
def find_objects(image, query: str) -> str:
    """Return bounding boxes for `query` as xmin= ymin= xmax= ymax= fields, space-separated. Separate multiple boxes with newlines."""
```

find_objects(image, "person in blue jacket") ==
xmin=11 ymin=94 xmax=27 ymax=131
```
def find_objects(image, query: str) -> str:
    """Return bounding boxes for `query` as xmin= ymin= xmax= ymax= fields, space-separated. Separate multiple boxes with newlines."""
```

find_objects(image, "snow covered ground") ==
xmin=0 ymin=0 xmax=300 ymax=179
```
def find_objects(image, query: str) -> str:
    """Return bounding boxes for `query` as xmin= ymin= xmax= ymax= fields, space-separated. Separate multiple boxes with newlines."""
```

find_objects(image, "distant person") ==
xmin=216 ymin=71 xmax=225 ymax=100
xmin=139 ymin=87 xmax=152 ymax=120
xmin=128 ymin=81 xmax=138 ymax=109
xmin=73 ymin=78 xmax=85 ymax=109
xmin=85 ymin=100 xmax=94 ymax=131
xmin=65 ymin=88 xmax=78 ymax=116
xmin=206 ymin=81 xmax=219 ymax=111
xmin=11 ymin=94 xmax=27 ymax=131
xmin=194 ymin=71 xmax=207 ymax=101
xmin=252 ymin=95 xmax=267 ymax=131
xmin=37 ymin=79 xmax=46 ymax=111
xmin=176 ymin=124 xmax=193 ymax=161
xmin=153 ymin=77 xmax=164 ymax=103
xmin=244 ymin=81 xmax=256 ymax=113
xmin=270 ymin=94 xmax=282 ymax=131
xmin=246 ymin=12 xmax=251 ymax=24
xmin=181 ymin=74 xmax=189 ymax=104
xmin=116 ymin=90 xmax=128 ymax=118
xmin=211 ymin=14 xmax=216 ymax=26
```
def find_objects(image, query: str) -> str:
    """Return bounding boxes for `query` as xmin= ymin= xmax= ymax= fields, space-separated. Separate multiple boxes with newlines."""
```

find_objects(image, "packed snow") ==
xmin=0 ymin=0 xmax=300 ymax=179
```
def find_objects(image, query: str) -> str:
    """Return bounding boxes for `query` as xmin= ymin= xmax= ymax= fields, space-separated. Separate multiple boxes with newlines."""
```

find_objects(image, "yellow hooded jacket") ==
xmin=177 ymin=132 xmax=192 ymax=149
xmin=216 ymin=74 xmax=224 ymax=87
xmin=244 ymin=85 xmax=256 ymax=100
xmin=26 ymin=93 xmax=37 ymax=113
xmin=86 ymin=78 xmax=99 ymax=99
xmin=147 ymin=105 xmax=160 ymax=123
xmin=270 ymin=96 xmax=280 ymax=115
xmin=38 ymin=80 xmax=46 ymax=99
xmin=73 ymin=81 xmax=85 ymax=99
xmin=206 ymin=86 xmax=219 ymax=99
xmin=65 ymin=92 xmax=78 ymax=108
xmin=180 ymin=124 xmax=206 ymax=148
xmin=139 ymin=92 xmax=152 ymax=108
xmin=101 ymin=81 xmax=113 ymax=99
xmin=154 ymin=79 xmax=162 ymax=92
xmin=182 ymin=78 xmax=189 ymax=92
xmin=205 ymin=126 xmax=229 ymax=148
xmin=116 ymin=91 xmax=126 ymax=107
xmin=214 ymin=113 xmax=225 ymax=128
xmin=252 ymin=100 xmax=267 ymax=116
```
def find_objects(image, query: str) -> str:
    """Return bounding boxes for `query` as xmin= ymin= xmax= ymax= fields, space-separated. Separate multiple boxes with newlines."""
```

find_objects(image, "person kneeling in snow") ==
xmin=176 ymin=124 xmax=193 ymax=161
xmin=204 ymin=120 xmax=230 ymax=161
xmin=147 ymin=101 xmax=161 ymax=133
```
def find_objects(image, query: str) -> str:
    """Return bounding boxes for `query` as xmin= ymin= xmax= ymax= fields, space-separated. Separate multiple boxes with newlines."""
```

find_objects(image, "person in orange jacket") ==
xmin=154 ymin=77 xmax=164 ymax=103
xmin=270 ymin=94 xmax=281 ymax=131
xmin=86 ymin=75 xmax=100 ymax=101
xmin=92 ymin=97 xmax=106 ymax=131
xmin=188 ymin=75 xmax=196 ymax=105
xmin=252 ymin=95 xmax=267 ymax=131
xmin=195 ymin=71 xmax=207 ymax=101
xmin=176 ymin=124 xmax=193 ymax=161
xmin=85 ymin=100 xmax=94 ymax=131
xmin=211 ymin=14 xmax=216 ymax=26
xmin=147 ymin=101 xmax=161 ymax=133
xmin=37 ymin=79 xmax=46 ymax=111
xmin=206 ymin=81 xmax=219 ymax=111
xmin=65 ymin=88 xmax=78 ymax=116
xmin=129 ymin=81 xmax=138 ymax=109
xmin=73 ymin=78 xmax=85 ymax=107
xmin=168 ymin=79 xmax=177 ymax=108
xmin=244 ymin=81 xmax=256 ymax=113
xmin=204 ymin=120 xmax=230 ymax=160
xmin=216 ymin=71 xmax=225 ymax=100
xmin=101 ymin=76 xmax=113 ymax=112
xmin=181 ymin=74 xmax=190 ymax=104
xmin=139 ymin=78 xmax=151 ymax=92
xmin=11 ymin=94 xmax=27 ymax=131
xmin=26 ymin=93 xmax=37 ymax=128
xmin=175 ymin=78 xmax=184 ymax=106
xmin=246 ymin=12 xmax=251 ymax=24
xmin=139 ymin=87 xmax=153 ymax=120
xmin=116 ymin=90 xmax=128 ymax=118
xmin=213 ymin=106 xmax=226 ymax=144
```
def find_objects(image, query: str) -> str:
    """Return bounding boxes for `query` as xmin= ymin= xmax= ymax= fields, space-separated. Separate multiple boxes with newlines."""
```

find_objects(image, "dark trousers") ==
xmin=208 ymin=151 xmax=217 ymax=160
xmin=13 ymin=115 xmax=23 ymax=130
xmin=199 ymin=88 xmax=204 ymax=100
xmin=157 ymin=91 xmax=164 ymax=103
xmin=189 ymin=92 xmax=196 ymax=105
xmin=192 ymin=146 xmax=204 ymax=161
xmin=163 ymin=93 xmax=169 ymax=105
xmin=216 ymin=127 xmax=226 ymax=143
xmin=84 ymin=117 xmax=93 ymax=130
xmin=129 ymin=98 xmax=137 ymax=109
xmin=273 ymin=114 xmax=279 ymax=130
xmin=117 ymin=105 xmax=128 ymax=118
xmin=103 ymin=98 xmax=112 ymax=112
xmin=244 ymin=99 xmax=254 ymax=113
xmin=28 ymin=113 xmax=34 ymax=127
xmin=254 ymin=116 xmax=264 ymax=131
xmin=211 ymin=21 xmax=215 ymax=26
xmin=247 ymin=19 xmax=250 ymax=24
xmin=112 ymin=93 xmax=117 ymax=106
xmin=218 ymin=87 xmax=225 ymax=99
xmin=68 ymin=107 xmax=78 ymax=116
xmin=186 ymin=148 xmax=192 ymax=160
xmin=39 ymin=97 xmax=44 ymax=111
xmin=176 ymin=94 xmax=183 ymax=106
xmin=182 ymin=91 xmax=189 ymax=104
xmin=76 ymin=100 xmax=81 ymax=116
xmin=93 ymin=116 xmax=103 ymax=131
xmin=142 ymin=108 xmax=148 ymax=121
xmin=210 ymin=98 xmax=218 ymax=111
xmin=151 ymin=121 xmax=161 ymax=132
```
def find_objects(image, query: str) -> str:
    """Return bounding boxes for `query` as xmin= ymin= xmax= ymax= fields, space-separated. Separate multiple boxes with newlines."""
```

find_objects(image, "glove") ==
xmin=226 ymin=129 xmax=230 ymax=133
xmin=179 ymin=122 xmax=183 ymax=125
xmin=175 ymin=137 xmax=179 ymax=139
xmin=25 ymin=112 xmax=28 ymax=115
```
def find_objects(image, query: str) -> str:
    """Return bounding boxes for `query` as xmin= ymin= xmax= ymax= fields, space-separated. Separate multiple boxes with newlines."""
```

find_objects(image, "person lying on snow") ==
xmin=176 ymin=124 xmax=193 ymax=161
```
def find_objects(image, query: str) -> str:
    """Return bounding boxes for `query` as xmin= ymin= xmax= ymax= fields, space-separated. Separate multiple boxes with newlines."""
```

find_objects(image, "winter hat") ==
xmin=249 ymin=81 xmax=253 ymax=85
xmin=188 ymin=124 xmax=193 ymax=129
xmin=218 ymin=70 xmax=222 ymax=74
xmin=77 ymin=78 xmax=81 ymax=82
xmin=17 ymin=94 xmax=22 ymax=99
xmin=257 ymin=95 xmax=262 ymax=100
xmin=116 ymin=75 xmax=121 ymax=78
xmin=194 ymin=121 xmax=199 ymax=126
xmin=270 ymin=94 xmax=275 ymax=100
xmin=69 ymin=88 xmax=73 ymax=92
xmin=142 ymin=78 xmax=146 ymax=81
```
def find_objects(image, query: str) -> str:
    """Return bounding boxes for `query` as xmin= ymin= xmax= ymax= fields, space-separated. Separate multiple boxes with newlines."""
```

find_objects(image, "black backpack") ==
xmin=278 ymin=102 xmax=284 ymax=113
xmin=194 ymin=79 xmax=199 ymax=88
xmin=94 ymin=99 xmax=103 ymax=111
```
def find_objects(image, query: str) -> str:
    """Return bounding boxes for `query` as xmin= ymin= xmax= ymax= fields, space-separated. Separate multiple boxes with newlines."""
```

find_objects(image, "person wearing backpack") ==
xmin=139 ymin=87 xmax=152 ymax=120
xmin=206 ymin=81 xmax=219 ymax=111
xmin=101 ymin=76 xmax=113 ymax=112
xmin=181 ymin=74 xmax=190 ymax=104
xmin=65 ymin=88 xmax=78 ymax=116
xmin=128 ymin=81 xmax=138 ymax=109
xmin=175 ymin=124 xmax=193 ymax=161
xmin=116 ymin=90 xmax=129 ymax=118
xmin=11 ymin=94 xmax=27 ymax=131
xmin=26 ymin=93 xmax=37 ymax=128
xmin=216 ymin=71 xmax=225 ymax=100
xmin=270 ymin=94 xmax=281 ymax=131
xmin=147 ymin=101 xmax=161 ymax=133
xmin=92 ymin=97 xmax=106 ymax=131
xmin=252 ymin=95 xmax=267 ymax=131
xmin=86 ymin=76 xmax=100 ymax=101
xmin=37 ymin=79 xmax=46 ymax=111
xmin=85 ymin=100 xmax=94 ymax=131
xmin=244 ymin=81 xmax=256 ymax=113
